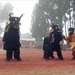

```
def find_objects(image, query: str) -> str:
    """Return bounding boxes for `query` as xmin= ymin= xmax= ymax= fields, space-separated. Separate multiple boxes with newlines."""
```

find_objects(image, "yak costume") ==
xmin=3 ymin=13 xmax=23 ymax=61
xmin=43 ymin=37 xmax=55 ymax=60
xmin=48 ymin=25 xmax=64 ymax=60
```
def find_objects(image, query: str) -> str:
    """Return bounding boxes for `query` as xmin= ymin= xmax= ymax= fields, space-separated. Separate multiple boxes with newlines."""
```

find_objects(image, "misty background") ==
xmin=0 ymin=0 xmax=75 ymax=49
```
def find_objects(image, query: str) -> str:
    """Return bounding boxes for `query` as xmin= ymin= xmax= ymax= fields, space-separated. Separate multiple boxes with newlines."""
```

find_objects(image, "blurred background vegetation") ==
xmin=0 ymin=2 xmax=13 ymax=37
xmin=31 ymin=0 xmax=75 ymax=43
xmin=0 ymin=0 xmax=75 ymax=49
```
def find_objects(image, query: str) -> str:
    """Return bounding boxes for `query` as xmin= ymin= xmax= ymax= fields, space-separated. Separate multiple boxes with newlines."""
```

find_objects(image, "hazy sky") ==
xmin=0 ymin=0 xmax=38 ymax=34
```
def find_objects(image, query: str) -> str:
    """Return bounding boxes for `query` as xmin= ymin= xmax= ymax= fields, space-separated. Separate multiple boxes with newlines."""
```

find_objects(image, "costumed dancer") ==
xmin=48 ymin=25 xmax=64 ymax=60
xmin=43 ymin=28 xmax=55 ymax=60
xmin=2 ymin=13 xmax=23 ymax=61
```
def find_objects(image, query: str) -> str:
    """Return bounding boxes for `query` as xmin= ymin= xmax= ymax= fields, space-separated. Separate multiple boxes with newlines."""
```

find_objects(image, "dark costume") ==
xmin=3 ymin=13 xmax=23 ymax=61
xmin=48 ymin=25 xmax=64 ymax=60
xmin=43 ymin=37 xmax=55 ymax=59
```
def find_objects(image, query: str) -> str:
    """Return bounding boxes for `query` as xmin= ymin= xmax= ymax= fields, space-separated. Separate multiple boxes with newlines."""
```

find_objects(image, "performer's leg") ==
xmin=6 ymin=49 xmax=12 ymax=61
xmin=48 ymin=46 xmax=55 ymax=59
xmin=43 ymin=50 xmax=49 ymax=60
xmin=72 ymin=49 xmax=75 ymax=60
xmin=56 ymin=45 xmax=64 ymax=60
xmin=49 ymin=50 xmax=55 ymax=59
xmin=43 ymin=50 xmax=46 ymax=58
xmin=14 ymin=48 xmax=22 ymax=61
xmin=10 ymin=50 xmax=13 ymax=60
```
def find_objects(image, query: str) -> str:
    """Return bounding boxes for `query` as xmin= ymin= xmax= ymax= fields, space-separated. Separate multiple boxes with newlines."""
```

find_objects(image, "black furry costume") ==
xmin=43 ymin=25 xmax=64 ymax=60
xmin=43 ymin=37 xmax=55 ymax=59
xmin=3 ymin=13 xmax=23 ymax=61
xmin=49 ymin=25 xmax=64 ymax=60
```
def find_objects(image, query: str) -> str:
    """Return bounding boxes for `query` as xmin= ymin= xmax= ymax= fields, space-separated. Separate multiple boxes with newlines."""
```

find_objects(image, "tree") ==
xmin=0 ymin=2 xmax=14 ymax=21
xmin=0 ymin=2 xmax=14 ymax=36
xmin=31 ymin=3 xmax=50 ymax=42
xmin=31 ymin=0 xmax=73 ymax=42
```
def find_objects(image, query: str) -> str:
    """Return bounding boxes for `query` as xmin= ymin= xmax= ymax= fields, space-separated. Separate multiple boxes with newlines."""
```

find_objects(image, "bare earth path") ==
xmin=0 ymin=49 xmax=75 ymax=75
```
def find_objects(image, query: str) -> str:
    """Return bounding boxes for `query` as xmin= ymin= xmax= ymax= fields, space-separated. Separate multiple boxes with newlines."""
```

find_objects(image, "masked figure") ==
xmin=48 ymin=25 xmax=64 ymax=60
xmin=3 ymin=13 xmax=23 ymax=61
xmin=63 ymin=28 xmax=75 ymax=60
xmin=43 ymin=36 xmax=55 ymax=60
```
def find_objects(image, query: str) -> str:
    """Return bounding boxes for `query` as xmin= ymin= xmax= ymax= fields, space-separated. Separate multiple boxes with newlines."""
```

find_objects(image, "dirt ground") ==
xmin=0 ymin=49 xmax=75 ymax=75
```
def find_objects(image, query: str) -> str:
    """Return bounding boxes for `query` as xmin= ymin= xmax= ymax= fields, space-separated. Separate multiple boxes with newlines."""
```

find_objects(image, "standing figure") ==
xmin=43 ymin=36 xmax=55 ymax=60
xmin=48 ymin=25 xmax=64 ymax=60
xmin=3 ymin=13 xmax=23 ymax=61
xmin=63 ymin=28 xmax=75 ymax=60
